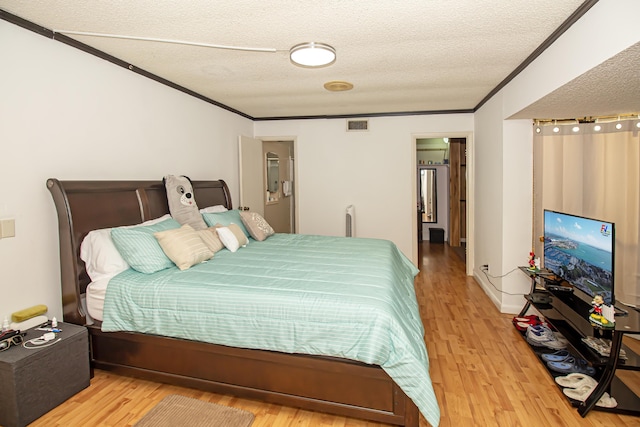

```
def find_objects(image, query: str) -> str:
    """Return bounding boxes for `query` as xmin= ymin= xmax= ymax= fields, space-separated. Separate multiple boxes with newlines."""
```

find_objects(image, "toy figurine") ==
xmin=527 ymin=251 xmax=537 ymax=270
xmin=589 ymin=294 xmax=612 ymax=326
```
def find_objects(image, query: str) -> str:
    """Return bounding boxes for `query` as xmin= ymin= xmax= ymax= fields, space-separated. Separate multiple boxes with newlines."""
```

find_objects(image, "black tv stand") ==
xmin=517 ymin=267 xmax=640 ymax=418
xmin=614 ymin=305 xmax=629 ymax=317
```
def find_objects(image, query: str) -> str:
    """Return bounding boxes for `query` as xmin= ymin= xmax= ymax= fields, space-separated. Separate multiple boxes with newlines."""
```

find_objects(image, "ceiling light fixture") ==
xmin=290 ymin=42 xmax=336 ymax=68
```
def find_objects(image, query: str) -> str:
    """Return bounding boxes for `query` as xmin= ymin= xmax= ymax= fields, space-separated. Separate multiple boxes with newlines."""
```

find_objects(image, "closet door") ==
xmin=449 ymin=138 xmax=466 ymax=246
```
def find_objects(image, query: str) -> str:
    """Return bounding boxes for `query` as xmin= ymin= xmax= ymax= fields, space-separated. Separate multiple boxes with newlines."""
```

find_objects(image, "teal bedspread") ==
xmin=102 ymin=234 xmax=440 ymax=426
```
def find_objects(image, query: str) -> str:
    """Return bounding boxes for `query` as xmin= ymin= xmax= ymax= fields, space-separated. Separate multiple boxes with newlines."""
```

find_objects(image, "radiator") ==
xmin=345 ymin=205 xmax=355 ymax=237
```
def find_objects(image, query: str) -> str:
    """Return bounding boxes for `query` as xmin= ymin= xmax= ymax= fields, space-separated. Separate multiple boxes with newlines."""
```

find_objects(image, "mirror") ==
xmin=419 ymin=168 xmax=437 ymax=223
xmin=266 ymin=152 xmax=280 ymax=200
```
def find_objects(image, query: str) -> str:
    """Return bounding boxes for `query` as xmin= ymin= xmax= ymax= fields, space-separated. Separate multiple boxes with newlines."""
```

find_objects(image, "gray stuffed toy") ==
xmin=163 ymin=175 xmax=207 ymax=230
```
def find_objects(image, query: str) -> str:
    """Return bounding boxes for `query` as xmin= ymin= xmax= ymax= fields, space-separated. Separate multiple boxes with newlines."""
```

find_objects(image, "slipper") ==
xmin=562 ymin=385 xmax=617 ymax=408
xmin=554 ymin=372 xmax=598 ymax=389
xmin=513 ymin=315 xmax=541 ymax=332
xmin=541 ymin=350 xmax=572 ymax=363
xmin=513 ymin=315 xmax=540 ymax=323
xmin=515 ymin=321 xmax=534 ymax=331
xmin=547 ymin=357 xmax=596 ymax=376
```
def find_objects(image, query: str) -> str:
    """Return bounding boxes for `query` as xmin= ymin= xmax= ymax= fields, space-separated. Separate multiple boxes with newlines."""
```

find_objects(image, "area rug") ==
xmin=134 ymin=394 xmax=255 ymax=427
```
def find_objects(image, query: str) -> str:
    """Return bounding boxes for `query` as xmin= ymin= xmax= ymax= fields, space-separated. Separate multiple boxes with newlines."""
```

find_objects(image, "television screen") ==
xmin=543 ymin=210 xmax=615 ymax=305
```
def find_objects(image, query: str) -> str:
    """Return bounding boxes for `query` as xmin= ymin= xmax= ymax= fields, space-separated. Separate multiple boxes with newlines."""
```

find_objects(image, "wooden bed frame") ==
xmin=47 ymin=178 xmax=420 ymax=427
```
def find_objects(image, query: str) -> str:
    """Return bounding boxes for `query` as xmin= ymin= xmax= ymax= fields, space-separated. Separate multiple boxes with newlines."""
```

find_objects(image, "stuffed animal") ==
xmin=163 ymin=175 xmax=207 ymax=230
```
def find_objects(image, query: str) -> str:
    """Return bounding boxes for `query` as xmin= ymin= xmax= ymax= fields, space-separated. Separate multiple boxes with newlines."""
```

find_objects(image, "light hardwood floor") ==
xmin=31 ymin=242 xmax=640 ymax=427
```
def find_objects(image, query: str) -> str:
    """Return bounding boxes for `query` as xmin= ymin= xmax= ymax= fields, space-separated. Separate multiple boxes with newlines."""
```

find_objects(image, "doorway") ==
xmin=239 ymin=136 xmax=295 ymax=233
xmin=263 ymin=140 xmax=294 ymax=233
xmin=413 ymin=133 xmax=473 ymax=275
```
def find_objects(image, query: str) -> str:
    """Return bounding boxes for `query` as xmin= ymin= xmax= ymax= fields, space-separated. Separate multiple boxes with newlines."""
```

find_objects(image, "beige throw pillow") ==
xmin=240 ymin=211 xmax=275 ymax=241
xmin=154 ymin=224 xmax=214 ymax=270
xmin=197 ymin=227 xmax=225 ymax=253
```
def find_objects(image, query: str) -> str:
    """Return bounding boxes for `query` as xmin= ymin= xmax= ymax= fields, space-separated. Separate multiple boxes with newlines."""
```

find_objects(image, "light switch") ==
xmin=0 ymin=219 xmax=15 ymax=238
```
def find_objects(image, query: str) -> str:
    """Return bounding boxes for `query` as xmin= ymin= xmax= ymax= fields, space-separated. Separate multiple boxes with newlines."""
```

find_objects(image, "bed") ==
xmin=47 ymin=178 xmax=439 ymax=427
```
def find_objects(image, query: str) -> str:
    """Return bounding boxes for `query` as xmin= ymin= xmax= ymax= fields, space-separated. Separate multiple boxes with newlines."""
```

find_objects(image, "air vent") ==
xmin=346 ymin=119 xmax=369 ymax=132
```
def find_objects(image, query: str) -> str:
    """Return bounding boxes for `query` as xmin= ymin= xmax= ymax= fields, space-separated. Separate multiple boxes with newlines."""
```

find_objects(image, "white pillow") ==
xmin=80 ymin=228 xmax=129 ymax=281
xmin=216 ymin=224 xmax=249 ymax=253
xmin=200 ymin=205 xmax=228 ymax=213
xmin=80 ymin=214 xmax=171 ymax=281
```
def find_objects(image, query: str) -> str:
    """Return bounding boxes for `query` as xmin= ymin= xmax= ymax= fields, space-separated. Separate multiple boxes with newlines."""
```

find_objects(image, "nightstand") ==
xmin=0 ymin=321 xmax=90 ymax=427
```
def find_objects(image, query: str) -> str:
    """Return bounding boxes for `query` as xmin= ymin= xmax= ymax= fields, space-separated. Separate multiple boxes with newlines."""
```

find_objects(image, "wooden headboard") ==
xmin=46 ymin=178 xmax=232 ymax=325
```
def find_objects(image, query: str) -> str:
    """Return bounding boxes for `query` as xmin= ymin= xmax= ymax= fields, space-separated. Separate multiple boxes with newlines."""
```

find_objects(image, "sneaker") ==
xmin=526 ymin=325 xmax=567 ymax=350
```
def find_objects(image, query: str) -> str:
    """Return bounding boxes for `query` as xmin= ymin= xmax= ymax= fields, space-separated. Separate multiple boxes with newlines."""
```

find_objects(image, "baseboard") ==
xmin=473 ymin=271 xmax=524 ymax=314
xmin=473 ymin=271 xmax=502 ymax=310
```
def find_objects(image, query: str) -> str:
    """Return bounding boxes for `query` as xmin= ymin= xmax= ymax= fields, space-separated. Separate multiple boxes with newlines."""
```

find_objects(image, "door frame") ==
xmin=412 ymin=132 xmax=474 ymax=276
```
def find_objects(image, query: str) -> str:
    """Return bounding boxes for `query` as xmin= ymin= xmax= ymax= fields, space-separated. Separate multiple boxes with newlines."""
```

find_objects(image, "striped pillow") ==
xmin=155 ymin=224 xmax=214 ymax=270
xmin=111 ymin=218 xmax=181 ymax=274
xmin=202 ymin=210 xmax=250 ymax=237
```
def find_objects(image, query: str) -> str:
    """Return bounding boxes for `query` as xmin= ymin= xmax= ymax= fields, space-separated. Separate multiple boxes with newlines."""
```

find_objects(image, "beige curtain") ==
xmin=533 ymin=119 xmax=640 ymax=307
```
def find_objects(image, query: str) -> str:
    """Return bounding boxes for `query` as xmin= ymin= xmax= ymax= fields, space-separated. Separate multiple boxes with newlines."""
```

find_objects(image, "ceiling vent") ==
xmin=346 ymin=119 xmax=369 ymax=132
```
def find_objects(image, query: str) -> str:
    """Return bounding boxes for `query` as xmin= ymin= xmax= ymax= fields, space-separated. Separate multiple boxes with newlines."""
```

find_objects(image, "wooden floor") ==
xmin=31 ymin=242 xmax=640 ymax=427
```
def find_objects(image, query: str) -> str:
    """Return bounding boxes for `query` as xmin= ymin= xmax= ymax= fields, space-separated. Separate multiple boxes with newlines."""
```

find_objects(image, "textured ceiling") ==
xmin=510 ymin=41 xmax=640 ymax=119
xmin=3 ymin=0 xmax=630 ymax=119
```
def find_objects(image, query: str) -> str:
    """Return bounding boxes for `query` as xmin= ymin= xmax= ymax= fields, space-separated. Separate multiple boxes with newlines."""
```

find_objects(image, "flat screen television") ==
xmin=543 ymin=210 xmax=615 ymax=305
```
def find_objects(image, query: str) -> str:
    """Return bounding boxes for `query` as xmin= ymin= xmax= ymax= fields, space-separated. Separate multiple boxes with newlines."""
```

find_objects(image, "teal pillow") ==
xmin=111 ymin=218 xmax=181 ymax=274
xmin=202 ymin=210 xmax=250 ymax=237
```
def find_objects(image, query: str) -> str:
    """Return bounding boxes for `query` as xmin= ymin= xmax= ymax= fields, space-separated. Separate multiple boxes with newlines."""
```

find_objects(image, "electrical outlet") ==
xmin=481 ymin=264 xmax=489 ymax=271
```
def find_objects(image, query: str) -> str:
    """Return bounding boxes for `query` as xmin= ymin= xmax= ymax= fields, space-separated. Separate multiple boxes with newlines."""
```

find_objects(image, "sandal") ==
xmin=541 ymin=350 xmax=572 ymax=363
xmin=562 ymin=385 xmax=618 ymax=408
xmin=554 ymin=373 xmax=597 ymax=389
xmin=547 ymin=357 xmax=596 ymax=376
xmin=512 ymin=315 xmax=541 ymax=331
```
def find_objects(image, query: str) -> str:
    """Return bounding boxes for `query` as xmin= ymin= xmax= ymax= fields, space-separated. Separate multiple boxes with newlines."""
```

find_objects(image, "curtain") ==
xmin=533 ymin=119 xmax=640 ymax=307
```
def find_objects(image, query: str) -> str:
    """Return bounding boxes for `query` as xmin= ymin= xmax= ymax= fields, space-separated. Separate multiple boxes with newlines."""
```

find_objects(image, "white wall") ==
xmin=255 ymin=114 xmax=474 ymax=261
xmin=0 ymin=21 xmax=253 ymax=323
xmin=474 ymin=0 xmax=640 ymax=312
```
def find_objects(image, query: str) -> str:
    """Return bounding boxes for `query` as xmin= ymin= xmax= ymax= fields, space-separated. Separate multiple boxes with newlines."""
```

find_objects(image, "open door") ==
xmin=238 ymin=135 xmax=264 ymax=215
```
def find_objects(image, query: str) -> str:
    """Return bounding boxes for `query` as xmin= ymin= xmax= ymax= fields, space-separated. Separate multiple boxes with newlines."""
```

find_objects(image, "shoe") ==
xmin=513 ymin=315 xmax=541 ymax=332
xmin=547 ymin=357 xmax=596 ymax=376
xmin=563 ymin=385 xmax=618 ymax=408
xmin=554 ymin=373 xmax=598 ymax=389
xmin=541 ymin=350 xmax=572 ymax=363
xmin=526 ymin=325 xmax=567 ymax=350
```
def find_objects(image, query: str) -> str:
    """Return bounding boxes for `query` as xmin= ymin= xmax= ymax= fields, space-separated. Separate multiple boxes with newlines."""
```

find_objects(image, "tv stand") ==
xmin=517 ymin=267 xmax=640 ymax=418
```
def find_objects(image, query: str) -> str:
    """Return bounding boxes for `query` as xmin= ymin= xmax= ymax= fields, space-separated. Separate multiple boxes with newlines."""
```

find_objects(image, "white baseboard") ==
xmin=473 ymin=271 xmax=526 ymax=314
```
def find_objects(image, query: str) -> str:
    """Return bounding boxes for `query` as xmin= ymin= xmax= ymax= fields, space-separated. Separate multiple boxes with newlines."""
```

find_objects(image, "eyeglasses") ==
xmin=0 ymin=333 xmax=25 ymax=352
